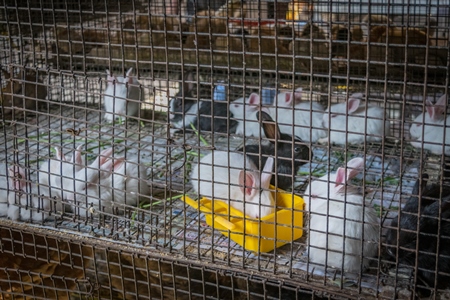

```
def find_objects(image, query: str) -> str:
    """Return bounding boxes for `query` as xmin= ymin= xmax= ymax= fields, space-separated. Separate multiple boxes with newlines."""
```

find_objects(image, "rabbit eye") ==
xmin=294 ymin=147 xmax=302 ymax=153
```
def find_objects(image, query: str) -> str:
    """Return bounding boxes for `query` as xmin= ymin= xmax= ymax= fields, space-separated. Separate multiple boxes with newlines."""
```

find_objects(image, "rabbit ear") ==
xmin=293 ymin=88 xmax=303 ymax=105
xmin=248 ymin=93 xmax=260 ymax=106
xmin=334 ymin=157 xmax=364 ymax=191
xmin=284 ymin=92 xmax=293 ymax=106
xmin=432 ymin=95 xmax=447 ymax=119
xmin=106 ymin=69 xmax=116 ymax=84
xmin=8 ymin=166 xmax=26 ymax=191
xmin=239 ymin=170 xmax=256 ymax=197
xmin=260 ymin=157 xmax=274 ymax=189
xmin=425 ymin=99 xmax=435 ymax=119
xmin=436 ymin=94 xmax=447 ymax=106
xmin=91 ymin=148 xmax=114 ymax=168
xmin=72 ymin=145 xmax=84 ymax=166
xmin=55 ymin=147 xmax=66 ymax=161
xmin=126 ymin=67 xmax=133 ymax=77
xmin=347 ymin=97 xmax=360 ymax=113
xmin=100 ymin=157 xmax=125 ymax=173
xmin=258 ymin=111 xmax=280 ymax=142
xmin=124 ymin=68 xmax=134 ymax=84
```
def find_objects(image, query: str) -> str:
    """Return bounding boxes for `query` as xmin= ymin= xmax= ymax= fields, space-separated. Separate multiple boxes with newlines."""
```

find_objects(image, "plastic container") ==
xmin=182 ymin=188 xmax=304 ymax=253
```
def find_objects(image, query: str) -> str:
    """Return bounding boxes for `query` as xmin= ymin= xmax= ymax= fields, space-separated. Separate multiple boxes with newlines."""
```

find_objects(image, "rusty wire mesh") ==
xmin=0 ymin=0 xmax=450 ymax=299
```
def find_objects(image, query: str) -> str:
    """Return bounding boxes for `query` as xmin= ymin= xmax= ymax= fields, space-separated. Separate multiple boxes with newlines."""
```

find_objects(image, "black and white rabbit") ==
xmin=169 ymin=72 xmax=236 ymax=133
xmin=237 ymin=111 xmax=311 ymax=190
xmin=385 ymin=170 xmax=450 ymax=296
xmin=229 ymin=93 xmax=269 ymax=138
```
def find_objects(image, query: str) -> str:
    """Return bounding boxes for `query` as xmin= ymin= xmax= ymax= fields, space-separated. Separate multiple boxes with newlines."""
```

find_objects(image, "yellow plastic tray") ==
xmin=182 ymin=187 xmax=304 ymax=253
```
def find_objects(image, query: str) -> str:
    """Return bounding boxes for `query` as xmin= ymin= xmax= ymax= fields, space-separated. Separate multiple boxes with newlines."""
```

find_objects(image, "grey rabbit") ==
xmin=238 ymin=111 xmax=311 ymax=190
xmin=385 ymin=167 xmax=450 ymax=296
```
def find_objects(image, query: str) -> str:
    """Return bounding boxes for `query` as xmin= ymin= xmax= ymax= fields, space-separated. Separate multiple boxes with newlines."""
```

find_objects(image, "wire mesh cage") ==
xmin=0 ymin=0 xmax=450 ymax=299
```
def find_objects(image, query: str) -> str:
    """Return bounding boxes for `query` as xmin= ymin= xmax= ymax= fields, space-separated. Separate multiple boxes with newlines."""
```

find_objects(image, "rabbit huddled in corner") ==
xmin=237 ymin=111 xmax=311 ymax=190
xmin=409 ymin=94 xmax=450 ymax=155
xmin=229 ymin=93 xmax=269 ymax=138
xmin=385 ymin=171 xmax=450 ymax=296
xmin=104 ymin=68 xmax=142 ymax=122
xmin=169 ymin=72 xmax=236 ymax=133
xmin=62 ymin=148 xmax=150 ymax=216
xmin=303 ymin=157 xmax=379 ymax=272
xmin=269 ymin=88 xmax=327 ymax=143
xmin=320 ymin=93 xmax=390 ymax=145
xmin=4 ymin=165 xmax=53 ymax=222
xmin=190 ymin=150 xmax=275 ymax=219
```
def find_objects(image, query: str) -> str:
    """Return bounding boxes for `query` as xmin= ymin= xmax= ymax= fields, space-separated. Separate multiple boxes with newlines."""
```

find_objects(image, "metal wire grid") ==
xmin=0 ymin=0 xmax=449 ymax=299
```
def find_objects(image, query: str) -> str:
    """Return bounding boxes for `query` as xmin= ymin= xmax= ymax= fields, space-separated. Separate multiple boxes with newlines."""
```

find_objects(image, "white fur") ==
xmin=229 ymin=94 xmax=267 ymax=138
xmin=320 ymin=94 xmax=390 ymax=145
xmin=190 ymin=151 xmax=275 ymax=219
xmin=303 ymin=157 xmax=379 ymax=272
xmin=409 ymin=94 xmax=450 ymax=155
xmin=6 ymin=166 xmax=53 ymax=222
xmin=69 ymin=152 xmax=149 ymax=216
xmin=269 ymin=89 xmax=326 ymax=143
xmin=104 ymin=68 xmax=142 ymax=122
xmin=38 ymin=146 xmax=84 ymax=200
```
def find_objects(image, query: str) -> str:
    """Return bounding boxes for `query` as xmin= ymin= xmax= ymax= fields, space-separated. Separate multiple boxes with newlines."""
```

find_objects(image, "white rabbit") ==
xmin=104 ymin=68 xmax=142 ymax=122
xmin=69 ymin=150 xmax=149 ymax=216
xmin=38 ymin=146 xmax=84 ymax=200
xmin=229 ymin=93 xmax=268 ymax=137
xmin=60 ymin=147 xmax=112 ymax=212
xmin=320 ymin=93 xmax=390 ymax=145
xmin=269 ymin=88 xmax=327 ymax=143
xmin=409 ymin=94 xmax=450 ymax=155
xmin=190 ymin=151 xmax=275 ymax=219
xmin=303 ymin=157 xmax=379 ymax=272
xmin=7 ymin=165 xmax=53 ymax=222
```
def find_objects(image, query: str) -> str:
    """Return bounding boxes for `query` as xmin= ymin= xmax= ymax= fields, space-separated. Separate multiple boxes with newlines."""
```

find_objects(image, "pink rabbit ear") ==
xmin=334 ymin=157 xmax=364 ymax=191
xmin=8 ymin=166 xmax=26 ymax=191
xmin=347 ymin=97 xmax=360 ymax=114
xmin=100 ymin=157 xmax=124 ymax=173
xmin=436 ymin=94 xmax=447 ymax=106
xmin=425 ymin=99 xmax=435 ymax=119
xmin=260 ymin=157 xmax=274 ymax=189
xmin=239 ymin=170 xmax=256 ymax=197
xmin=90 ymin=148 xmax=114 ymax=169
xmin=432 ymin=95 xmax=447 ymax=119
xmin=248 ymin=93 xmax=260 ymax=105
xmin=284 ymin=92 xmax=293 ymax=106
xmin=293 ymin=88 xmax=303 ymax=105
